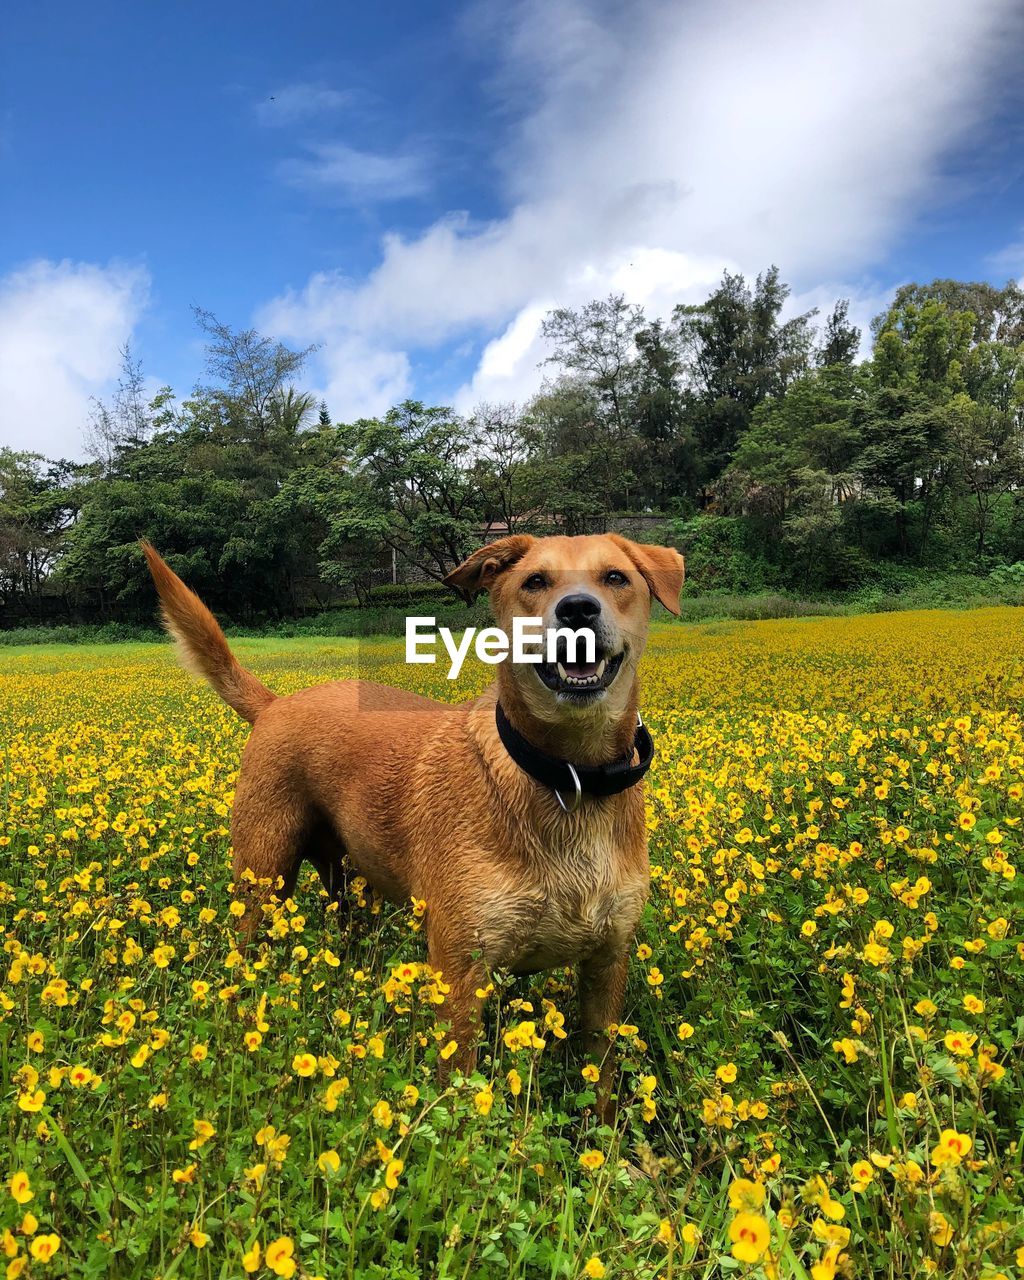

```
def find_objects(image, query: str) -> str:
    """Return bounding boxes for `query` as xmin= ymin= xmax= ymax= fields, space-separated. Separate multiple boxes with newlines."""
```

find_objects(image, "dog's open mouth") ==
xmin=536 ymin=641 xmax=625 ymax=698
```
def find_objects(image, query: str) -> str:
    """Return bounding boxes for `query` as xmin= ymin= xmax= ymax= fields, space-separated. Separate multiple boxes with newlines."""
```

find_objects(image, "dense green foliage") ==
xmin=3 ymin=274 xmax=1024 ymax=628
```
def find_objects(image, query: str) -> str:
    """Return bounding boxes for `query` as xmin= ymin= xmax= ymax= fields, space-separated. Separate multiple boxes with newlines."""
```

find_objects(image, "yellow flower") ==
xmin=265 ymin=1236 xmax=297 ymax=1278
xmin=292 ymin=1052 xmax=317 ymax=1078
xmin=373 ymin=1100 xmax=394 ymax=1128
xmin=716 ymin=1062 xmax=738 ymax=1083
xmin=581 ymin=1064 xmax=600 ymax=1083
xmin=583 ymin=1256 xmax=606 ymax=1278
xmin=439 ymin=1040 xmax=458 ymax=1061
xmin=811 ymin=1245 xmax=844 ymax=1280
xmin=29 ymin=1235 xmax=61 ymax=1262
xmin=323 ymin=1077 xmax=350 ymax=1111
xmin=928 ymin=1212 xmax=954 ymax=1247
xmin=677 ymin=1022 xmax=695 ymax=1041
xmin=850 ymin=1160 xmax=873 ymax=1192
xmin=729 ymin=1212 xmax=770 ymax=1263
xmin=893 ymin=1159 xmax=925 ymax=1184
xmin=189 ymin=1119 xmax=216 ymax=1150
xmin=242 ymin=1241 xmax=262 ymax=1273
xmin=317 ymin=1150 xmax=341 ymax=1176
xmin=385 ymin=1159 xmax=404 ymax=1190
xmin=8 ymin=1173 xmax=32 ymax=1206
xmin=728 ymin=1178 xmax=766 ymax=1212
xmin=172 ymin=1165 xmax=196 ymax=1184
xmin=804 ymin=1176 xmax=844 ymax=1220
xmin=833 ymin=1038 xmax=858 ymax=1064
xmin=962 ymin=994 xmax=985 ymax=1014
xmin=474 ymin=1085 xmax=494 ymax=1116
xmin=978 ymin=1049 xmax=1006 ymax=1082
xmin=943 ymin=1031 xmax=977 ymax=1057
xmin=931 ymin=1129 xmax=972 ymax=1167
xmin=189 ymin=1228 xmax=210 ymax=1249
xmin=579 ymin=1150 xmax=605 ymax=1171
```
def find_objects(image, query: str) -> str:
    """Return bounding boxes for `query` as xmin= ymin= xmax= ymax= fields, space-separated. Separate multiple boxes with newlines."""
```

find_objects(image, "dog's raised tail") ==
xmin=140 ymin=542 xmax=276 ymax=724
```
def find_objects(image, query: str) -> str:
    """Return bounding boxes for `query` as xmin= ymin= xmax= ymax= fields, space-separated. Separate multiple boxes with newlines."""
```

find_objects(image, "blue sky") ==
xmin=2 ymin=0 xmax=1024 ymax=458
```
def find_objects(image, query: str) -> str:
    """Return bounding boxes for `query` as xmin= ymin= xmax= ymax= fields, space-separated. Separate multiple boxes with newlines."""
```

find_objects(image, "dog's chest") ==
xmin=480 ymin=817 xmax=647 ymax=972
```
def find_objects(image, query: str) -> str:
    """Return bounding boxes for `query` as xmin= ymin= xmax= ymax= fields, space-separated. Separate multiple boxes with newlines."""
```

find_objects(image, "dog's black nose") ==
xmin=555 ymin=593 xmax=601 ymax=627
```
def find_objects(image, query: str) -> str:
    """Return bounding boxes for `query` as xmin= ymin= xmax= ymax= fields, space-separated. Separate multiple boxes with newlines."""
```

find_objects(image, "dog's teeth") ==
xmin=596 ymin=658 xmax=606 ymax=678
xmin=557 ymin=662 xmax=568 ymax=681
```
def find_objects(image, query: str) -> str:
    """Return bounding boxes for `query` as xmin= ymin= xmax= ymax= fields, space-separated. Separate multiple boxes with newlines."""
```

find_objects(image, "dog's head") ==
xmin=445 ymin=533 xmax=684 ymax=731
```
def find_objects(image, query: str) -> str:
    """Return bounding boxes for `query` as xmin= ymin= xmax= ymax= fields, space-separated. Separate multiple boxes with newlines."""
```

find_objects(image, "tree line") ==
xmin=3 ymin=271 xmax=1024 ymax=625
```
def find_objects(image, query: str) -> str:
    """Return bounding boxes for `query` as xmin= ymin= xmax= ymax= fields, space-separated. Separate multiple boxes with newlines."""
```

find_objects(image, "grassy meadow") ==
xmin=2 ymin=609 xmax=1023 ymax=1278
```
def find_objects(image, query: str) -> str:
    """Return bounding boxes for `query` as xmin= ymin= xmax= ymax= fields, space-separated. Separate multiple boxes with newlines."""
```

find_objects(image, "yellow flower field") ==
xmin=2 ymin=607 xmax=1023 ymax=1278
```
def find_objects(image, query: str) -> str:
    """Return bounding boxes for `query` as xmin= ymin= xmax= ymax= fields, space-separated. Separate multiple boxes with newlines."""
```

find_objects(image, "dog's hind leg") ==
xmin=229 ymin=778 xmax=308 ymax=945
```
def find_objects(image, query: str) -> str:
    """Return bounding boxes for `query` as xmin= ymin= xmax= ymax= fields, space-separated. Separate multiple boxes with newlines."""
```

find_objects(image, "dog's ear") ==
xmin=444 ymin=535 xmax=536 ymax=603
xmin=609 ymin=535 xmax=685 ymax=616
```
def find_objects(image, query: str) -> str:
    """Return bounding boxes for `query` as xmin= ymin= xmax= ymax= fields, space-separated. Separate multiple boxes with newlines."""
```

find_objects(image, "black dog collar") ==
xmin=495 ymin=702 xmax=655 ymax=813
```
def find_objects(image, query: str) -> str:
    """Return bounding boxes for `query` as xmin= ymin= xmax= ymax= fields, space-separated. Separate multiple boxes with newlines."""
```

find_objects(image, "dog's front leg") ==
xmin=429 ymin=933 xmax=488 ymax=1081
xmin=579 ymin=948 xmax=629 ymax=1125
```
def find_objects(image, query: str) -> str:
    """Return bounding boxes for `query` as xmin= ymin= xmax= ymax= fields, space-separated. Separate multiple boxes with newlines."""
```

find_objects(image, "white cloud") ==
xmin=278 ymin=142 xmax=428 ymax=202
xmin=262 ymin=0 xmax=1022 ymax=415
xmin=255 ymin=82 xmax=352 ymax=126
xmin=986 ymin=229 xmax=1024 ymax=279
xmin=0 ymin=259 xmax=149 ymax=459
xmin=315 ymin=336 xmax=412 ymax=423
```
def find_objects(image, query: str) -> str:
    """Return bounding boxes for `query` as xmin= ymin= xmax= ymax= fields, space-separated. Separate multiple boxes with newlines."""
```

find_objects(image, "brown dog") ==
xmin=142 ymin=534 xmax=683 ymax=1114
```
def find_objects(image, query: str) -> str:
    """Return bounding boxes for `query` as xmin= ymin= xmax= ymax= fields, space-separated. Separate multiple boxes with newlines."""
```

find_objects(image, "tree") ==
xmin=816 ymin=299 xmax=861 ymax=367
xmin=861 ymin=297 xmax=980 ymax=558
xmin=468 ymin=403 xmax=538 ymax=535
xmin=541 ymin=295 xmax=645 ymax=440
xmin=724 ymin=364 xmax=866 ymax=557
xmin=946 ymin=393 xmax=1024 ymax=560
xmin=875 ymin=279 xmax=1024 ymax=346
xmin=267 ymin=387 xmax=318 ymax=436
xmin=191 ymin=307 xmax=317 ymax=432
xmin=522 ymin=379 xmax=636 ymax=528
xmin=84 ymin=342 xmax=157 ymax=473
xmin=328 ymin=402 xmax=483 ymax=583
xmin=0 ymin=450 xmax=81 ymax=615
xmin=630 ymin=319 xmax=694 ymax=506
xmin=674 ymin=266 xmax=817 ymax=491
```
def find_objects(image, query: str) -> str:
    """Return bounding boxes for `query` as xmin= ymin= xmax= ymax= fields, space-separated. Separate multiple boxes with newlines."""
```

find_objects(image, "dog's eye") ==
xmin=605 ymin=570 xmax=629 ymax=586
xmin=522 ymin=573 xmax=548 ymax=591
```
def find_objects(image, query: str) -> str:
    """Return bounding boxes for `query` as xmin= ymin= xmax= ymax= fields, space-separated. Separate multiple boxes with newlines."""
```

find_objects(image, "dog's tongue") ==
xmin=565 ymin=660 xmax=599 ymax=678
